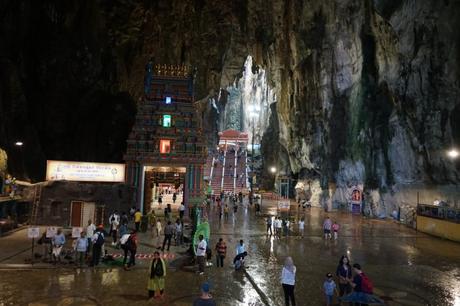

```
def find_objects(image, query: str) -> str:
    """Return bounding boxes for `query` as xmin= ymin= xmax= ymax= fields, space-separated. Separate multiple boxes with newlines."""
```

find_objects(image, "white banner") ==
xmin=28 ymin=227 xmax=40 ymax=239
xmin=46 ymin=227 xmax=57 ymax=238
xmin=46 ymin=160 xmax=125 ymax=182
xmin=72 ymin=227 xmax=83 ymax=238
xmin=278 ymin=201 xmax=290 ymax=210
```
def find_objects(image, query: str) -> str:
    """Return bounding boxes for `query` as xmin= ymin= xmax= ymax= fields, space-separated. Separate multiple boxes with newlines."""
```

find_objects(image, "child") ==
xmin=332 ymin=221 xmax=339 ymax=240
xmin=323 ymin=217 xmax=332 ymax=239
xmin=323 ymin=272 xmax=338 ymax=306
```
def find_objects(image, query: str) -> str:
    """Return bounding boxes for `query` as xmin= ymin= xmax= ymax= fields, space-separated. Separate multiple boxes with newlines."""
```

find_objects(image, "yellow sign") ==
xmin=46 ymin=160 xmax=125 ymax=182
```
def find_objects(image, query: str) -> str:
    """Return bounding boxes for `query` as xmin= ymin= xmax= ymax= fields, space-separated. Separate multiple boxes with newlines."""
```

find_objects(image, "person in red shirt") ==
xmin=215 ymin=238 xmax=227 ymax=267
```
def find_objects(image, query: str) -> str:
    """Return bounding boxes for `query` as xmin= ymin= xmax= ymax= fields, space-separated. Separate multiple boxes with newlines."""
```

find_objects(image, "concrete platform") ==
xmin=0 ymin=199 xmax=459 ymax=305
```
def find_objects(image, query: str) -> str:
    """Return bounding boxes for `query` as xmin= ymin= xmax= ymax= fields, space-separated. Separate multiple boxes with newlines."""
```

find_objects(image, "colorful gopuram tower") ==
xmin=124 ymin=62 xmax=207 ymax=216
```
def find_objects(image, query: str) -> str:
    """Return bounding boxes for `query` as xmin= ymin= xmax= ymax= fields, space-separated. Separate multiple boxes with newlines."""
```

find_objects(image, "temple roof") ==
xmin=218 ymin=129 xmax=249 ymax=141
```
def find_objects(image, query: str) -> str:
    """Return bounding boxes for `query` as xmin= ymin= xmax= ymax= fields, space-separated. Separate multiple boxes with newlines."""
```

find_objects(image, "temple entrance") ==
xmin=143 ymin=166 xmax=186 ymax=213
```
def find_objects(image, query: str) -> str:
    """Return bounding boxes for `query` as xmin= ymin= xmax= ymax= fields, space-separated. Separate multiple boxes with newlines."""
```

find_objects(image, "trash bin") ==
xmin=140 ymin=215 xmax=148 ymax=232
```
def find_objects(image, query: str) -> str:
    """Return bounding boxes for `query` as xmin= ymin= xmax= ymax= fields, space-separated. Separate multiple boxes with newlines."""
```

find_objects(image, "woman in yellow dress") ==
xmin=148 ymin=251 xmax=166 ymax=299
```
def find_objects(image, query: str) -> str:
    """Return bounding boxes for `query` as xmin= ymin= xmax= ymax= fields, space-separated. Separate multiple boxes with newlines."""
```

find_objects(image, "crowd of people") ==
xmin=32 ymin=189 xmax=384 ymax=305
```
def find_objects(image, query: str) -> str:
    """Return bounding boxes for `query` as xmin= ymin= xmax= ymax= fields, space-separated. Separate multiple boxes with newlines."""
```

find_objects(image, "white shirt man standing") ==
xmin=86 ymin=220 xmax=96 ymax=254
xmin=196 ymin=235 xmax=207 ymax=275
xmin=298 ymin=218 xmax=305 ymax=238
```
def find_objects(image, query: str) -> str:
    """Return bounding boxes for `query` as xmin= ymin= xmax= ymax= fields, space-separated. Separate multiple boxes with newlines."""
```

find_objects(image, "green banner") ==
xmin=193 ymin=217 xmax=210 ymax=255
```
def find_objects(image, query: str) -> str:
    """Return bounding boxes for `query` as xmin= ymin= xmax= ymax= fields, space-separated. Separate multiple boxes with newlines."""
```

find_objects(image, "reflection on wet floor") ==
xmin=1 ymin=201 xmax=460 ymax=305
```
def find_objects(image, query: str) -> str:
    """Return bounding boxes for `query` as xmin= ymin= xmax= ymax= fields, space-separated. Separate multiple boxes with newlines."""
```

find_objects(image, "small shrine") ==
xmin=124 ymin=62 xmax=207 ymax=215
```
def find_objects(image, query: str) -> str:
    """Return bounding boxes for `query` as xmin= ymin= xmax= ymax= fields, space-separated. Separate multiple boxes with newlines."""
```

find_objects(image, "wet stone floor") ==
xmin=1 ymin=201 xmax=460 ymax=306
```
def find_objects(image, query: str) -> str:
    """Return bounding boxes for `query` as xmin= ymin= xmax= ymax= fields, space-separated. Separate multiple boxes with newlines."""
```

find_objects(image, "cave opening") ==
xmin=219 ymin=55 xmax=276 ymax=154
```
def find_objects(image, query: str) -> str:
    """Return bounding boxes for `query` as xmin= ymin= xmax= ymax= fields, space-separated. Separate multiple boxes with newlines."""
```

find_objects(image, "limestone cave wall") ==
xmin=1 ymin=0 xmax=459 ymax=214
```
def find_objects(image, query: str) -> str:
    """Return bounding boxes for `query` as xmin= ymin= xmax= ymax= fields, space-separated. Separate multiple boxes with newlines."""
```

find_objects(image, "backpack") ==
xmin=360 ymin=273 xmax=374 ymax=294
xmin=154 ymin=260 xmax=164 ymax=276
xmin=119 ymin=234 xmax=130 ymax=246
xmin=94 ymin=232 xmax=105 ymax=246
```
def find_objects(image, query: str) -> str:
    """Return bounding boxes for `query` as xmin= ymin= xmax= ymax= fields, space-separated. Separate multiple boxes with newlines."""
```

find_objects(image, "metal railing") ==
xmin=417 ymin=204 xmax=460 ymax=224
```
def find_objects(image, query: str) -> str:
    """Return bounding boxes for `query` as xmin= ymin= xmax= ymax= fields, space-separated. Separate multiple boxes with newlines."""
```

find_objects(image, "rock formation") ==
xmin=1 ymin=0 xmax=459 ymax=214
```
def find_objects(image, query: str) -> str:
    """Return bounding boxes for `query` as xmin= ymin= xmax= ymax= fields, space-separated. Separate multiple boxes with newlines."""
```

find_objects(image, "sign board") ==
xmin=72 ymin=227 xmax=83 ymax=238
xmin=278 ymin=201 xmax=290 ymax=211
xmin=46 ymin=160 xmax=125 ymax=182
xmin=28 ymin=227 xmax=40 ymax=239
xmin=46 ymin=227 xmax=57 ymax=238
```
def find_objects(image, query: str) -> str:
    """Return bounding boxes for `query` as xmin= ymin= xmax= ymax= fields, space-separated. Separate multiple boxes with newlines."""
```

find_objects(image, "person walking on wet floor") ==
xmin=275 ymin=217 xmax=282 ymax=239
xmin=196 ymin=234 xmax=207 ymax=275
xmin=158 ymin=194 xmax=163 ymax=207
xmin=281 ymin=256 xmax=296 ymax=306
xmin=193 ymin=282 xmax=217 ymax=306
xmin=162 ymin=221 xmax=175 ymax=251
xmin=298 ymin=217 xmax=305 ymax=238
xmin=179 ymin=201 xmax=185 ymax=219
xmin=134 ymin=209 xmax=142 ymax=232
xmin=266 ymin=216 xmax=273 ymax=236
xmin=224 ymin=204 xmax=229 ymax=220
xmin=148 ymin=251 xmax=166 ymax=300
xmin=323 ymin=216 xmax=332 ymax=239
xmin=175 ymin=218 xmax=183 ymax=246
xmin=336 ymin=255 xmax=353 ymax=299
xmin=155 ymin=219 xmax=163 ymax=244
xmin=282 ymin=219 xmax=288 ymax=236
xmin=215 ymin=238 xmax=227 ymax=267
xmin=323 ymin=272 xmax=338 ymax=306
xmin=148 ymin=209 xmax=156 ymax=237
xmin=332 ymin=220 xmax=340 ymax=240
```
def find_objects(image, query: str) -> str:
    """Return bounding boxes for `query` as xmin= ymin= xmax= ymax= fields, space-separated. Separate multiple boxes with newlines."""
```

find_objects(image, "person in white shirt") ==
xmin=175 ymin=219 xmax=183 ymax=246
xmin=281 ymin=256 xmax=296 ymax=306
xmin=179 ymin=202 xmax=185 ymax=219
xmin=86 ymin=220 xmax=96 ymax=254
xmin=109 ymin=211 xmax=120 ymax=244
xmin=196 ymin=235 xmax=207 ymax=275
xmin=109 ymin=211 xmax=120 ymax=225
xmin=298 ymin=218 xmax=305 ymax=238
xmin=275 ymin=217 xmax=282 ymax=239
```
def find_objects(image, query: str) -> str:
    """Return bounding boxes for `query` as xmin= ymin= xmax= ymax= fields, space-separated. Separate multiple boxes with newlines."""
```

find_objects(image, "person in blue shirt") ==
xmin=74 ymin=231 xmax=88 ymax=267
xmin=323 ymin=273 xmax=338 ymax=306
xmin=52 ymin=229 xmax=66 ymax=264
